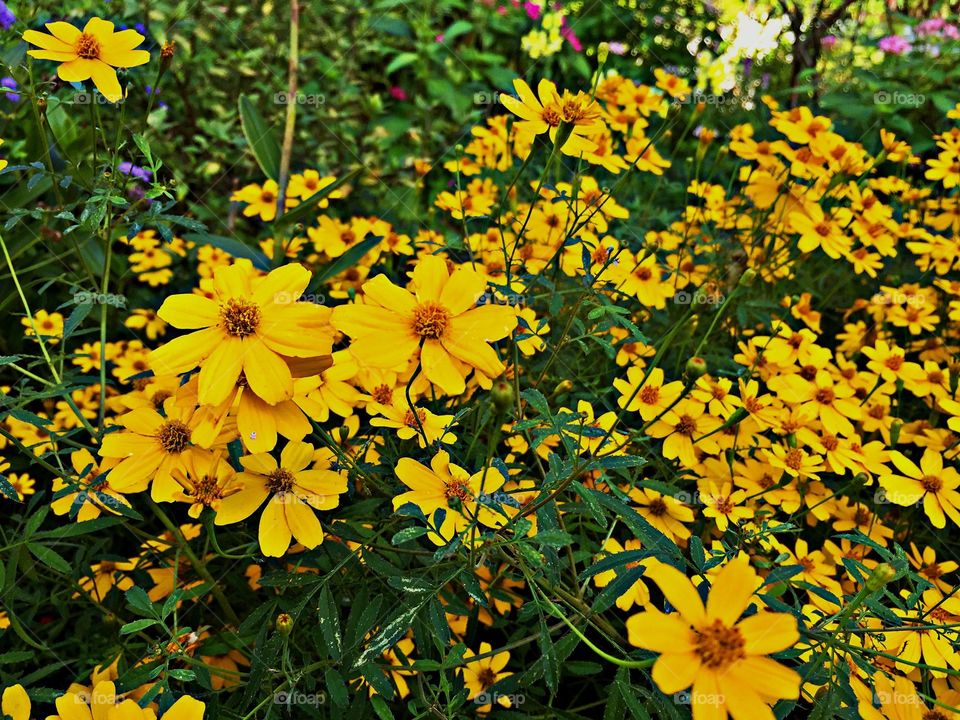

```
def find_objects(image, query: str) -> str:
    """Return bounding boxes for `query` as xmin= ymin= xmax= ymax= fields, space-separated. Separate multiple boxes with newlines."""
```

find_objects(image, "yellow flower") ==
xmin=330 ymin=255 xmax=516 ymax=395
xmin=150 ymin=262 xmax=333 ymax=406
xmin=626 ymin=559 xmax=800 ymax=718
xmin=21 ymin=309 xmax=64 ymax=345
xmin=215 ymin=440 xmax=348 ymax=557
xmin=500 ymin=78 xmax=605 ymax=156
xmin=51 ymin=449 xmax=129 ymax=521
xmin=392 ymin=450 xmax=505 ymax=545
xmin=879 ymin=449 xmax=960 ymax=528
xmin=461 ymin=642 xmax=513 ymax=710
xmin=23 ymin=18 xmax=150 ymax=103
xmin=1 ymin=684 xmax=30 ymax=720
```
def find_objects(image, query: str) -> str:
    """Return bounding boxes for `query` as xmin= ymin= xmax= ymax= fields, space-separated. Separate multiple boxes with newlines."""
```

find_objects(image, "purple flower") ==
xmin=117 ymin=161 xmax=152 ymax=182
xmin=917 ymin=18 xmax=945 ymax=37
xmin=0 ymin=2 xmax=15 ymax=30
xmin=1 ymin=77 xmax=19 ymax=102
xmin=878 ymin=35 xmax=912 ymax=54
xmin=821 ymin=34 xmax=837 ymax=48
xmin=607 ymin=42 xmax=627 ymax=56
xmin=523 ymin=1 xmax=542 ymax=20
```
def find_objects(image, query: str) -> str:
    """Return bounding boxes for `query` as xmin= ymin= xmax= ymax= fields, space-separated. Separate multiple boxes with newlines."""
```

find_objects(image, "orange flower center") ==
xmin=158 ymin=420 xmax=191 ymax=454
xmin=694 ymin=619 xmax=746 ymax=669
xmin=783 ymin=448 xmax=804 ymax=470
xmin=267 ymin=468 xmax=295 ymax=494
xmin=639 ymin=385 xmax=660 ymax=404
xmin=922 ymin=475 xmax=943 ymax=493
xmin=444 ymin=479 xmax=470 ymax=502
xmin=403 ymin=408 xmax=427 ymax=428
xmin=76 ymin=33 xmax=101 ymax=59
xmin=674 ymin=415 xmax=696 ymax=435
xmin=647 ymin=498 xmax=668 ymax=516
xmin=411 ymin=302 xmax=451 ymax=339
xmin=220 ymin=298 xmax=262 ymax=337
xmin=192 ymin=474 xmax=223 ymax=506
xmin=371 ymin=384 xmax=393 ymax=404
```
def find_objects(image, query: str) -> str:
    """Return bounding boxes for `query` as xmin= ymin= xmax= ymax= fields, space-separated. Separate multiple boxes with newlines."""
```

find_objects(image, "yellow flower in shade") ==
xmin=626 ymin=559 xmax=800 ymax=719
xmin=500 ymin=78 xmax=605 ymax=156
xmin=628 ymin=486 xmax=694 ymax=542
xmin=51 ymin=449 xmax=129 ymax=522
xmin=23 ymin=18 xmax=150 ymax=103
xmin=592 ymin=538 xmax=653 ymax=611
xmin=461 ymin=642 xmax=513 ymax=711
xmin=879 ymin=449 xmax=960 ymax=528
xmin=1 ymin=685 xmax=30 ymax=720
xmin=392 ymin=450 xmax=505 ymax=545
xmin=214 ymin=441 xmax=348 ymax=557
xmin=613 ymin=366 xmax=685 ymax=421
xmin=369 ymin=389 xmax=458 ymax=448
xmin=21 ymin=308 xmax=64 ymax=345
xmin=150 ymin=262 xmax=333 ymax=406
xmin=330 ymin=255 xmax=517 ymax=395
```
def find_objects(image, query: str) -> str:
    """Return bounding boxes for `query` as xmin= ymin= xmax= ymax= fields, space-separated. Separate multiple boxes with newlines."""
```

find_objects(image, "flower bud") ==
xmin=739 ymin=268 xmax=757 ymax=287
xmin=276 ymin=612 xmax=293 ymax=637
xmin=685 ymin=356 xmax=708 ymax=379
xmin=491 ymin=379 xmax=514 ymax=411
xmin=597 ymin=42 xmax=610 ymax=64
xmin=865 ymin=563 xmax=896 ymax=592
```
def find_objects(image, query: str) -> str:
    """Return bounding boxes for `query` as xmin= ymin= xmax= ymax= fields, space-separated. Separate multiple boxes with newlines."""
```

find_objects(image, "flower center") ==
xmin=220 ymin=298 xmax=262 ymax=337
xmin=638 ymin=386 xmax=660 ymax=404
xmin=647 ymin=498 xmax=667 ymax=516
xmin=477 ymin=667 xmax=498 ymax=689
xmin=411 ymin=302 xmax=451 ymax=339
xmin=675 ymin=415 xmax=696 ymax=435
xmin=267 ymin=468 xmax=295 ymax=494
xmin=783 ymin=448 xmax=804 ymax=470
xmin=371 ymin=384 xmax=393 ymax=404
xmin=192 ymin=475 xmax=223 ymax=506
xmin=158 ymin=420 xmax=191 ymax=454
xmin=922 ymin=475 xmax=943 ymax=493
xmin=444 ymin=479 xmax=471 ymax=503
xmin=76 ymin=33 xmax=101 ymax=59
xmin=403 ymin=408 xmax=427 ymax=428
xmin=694 ymin=619 xmax=746 ymax=669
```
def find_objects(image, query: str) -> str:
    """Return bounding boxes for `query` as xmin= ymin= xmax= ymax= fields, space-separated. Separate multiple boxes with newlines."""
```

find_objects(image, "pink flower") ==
xmin=435 ymin=33 xmax=445 ymax=43
xmin=524 ymin=1 xmax=542 ymax=20
xmin=821 ymin=34 xmax=837 ymax=48
xmin=878 ymin=35 xmax=912 ymax=54
xmin=389 ymin=86 xmax=407 ymax=101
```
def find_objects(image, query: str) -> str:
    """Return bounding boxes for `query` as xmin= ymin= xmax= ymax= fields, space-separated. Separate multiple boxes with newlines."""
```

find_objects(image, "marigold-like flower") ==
xmin=23 ymin=18 xmax=150 ymax=102
xmin=626 ymin=559 xmax=800 ymax=718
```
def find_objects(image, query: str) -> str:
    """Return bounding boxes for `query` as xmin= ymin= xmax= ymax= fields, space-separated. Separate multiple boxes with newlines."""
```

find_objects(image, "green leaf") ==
xmin=27 ymin=544 xmax=70 ymax=573
xmin=125 ymin=586 xmax=157 ymax=617
xmin=325 ymin=668 xmax=349 ymax=707
xmin=0 ymin=474 xmax=20 ymax=502
xmin=385 ymin=52 xmax=418 ymax=75
xmin=317 ymin=585 xmax=342 ymax=660
xmin=120 ymin=619 xmax=160 ymax=635
xmin=238 ymin=94 xmax=281 ymax=180
xmin=391 ymin=526 xmax=428 ymax=545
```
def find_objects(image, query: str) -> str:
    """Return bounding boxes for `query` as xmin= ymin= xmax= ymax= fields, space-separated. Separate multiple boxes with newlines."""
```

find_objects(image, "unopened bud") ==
xmin=551 ymin=379 xmax=574 ymax=397
xmin=685 ymin=357 xmax=708 ymax=379
xmin=597 ymin=42 xmax=610 ymax=64
xmin=37 ymin=97 xmax=47 ymax=112
xmin=739 ymin=268 xmax=757 ymax=287
xmin=865 ymin=563 xmax=896 ymax=592
xmin=276 ymin=612 xmax=293 ymax=637
xmin=491 ymin=379 xmax=514 ymax=411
